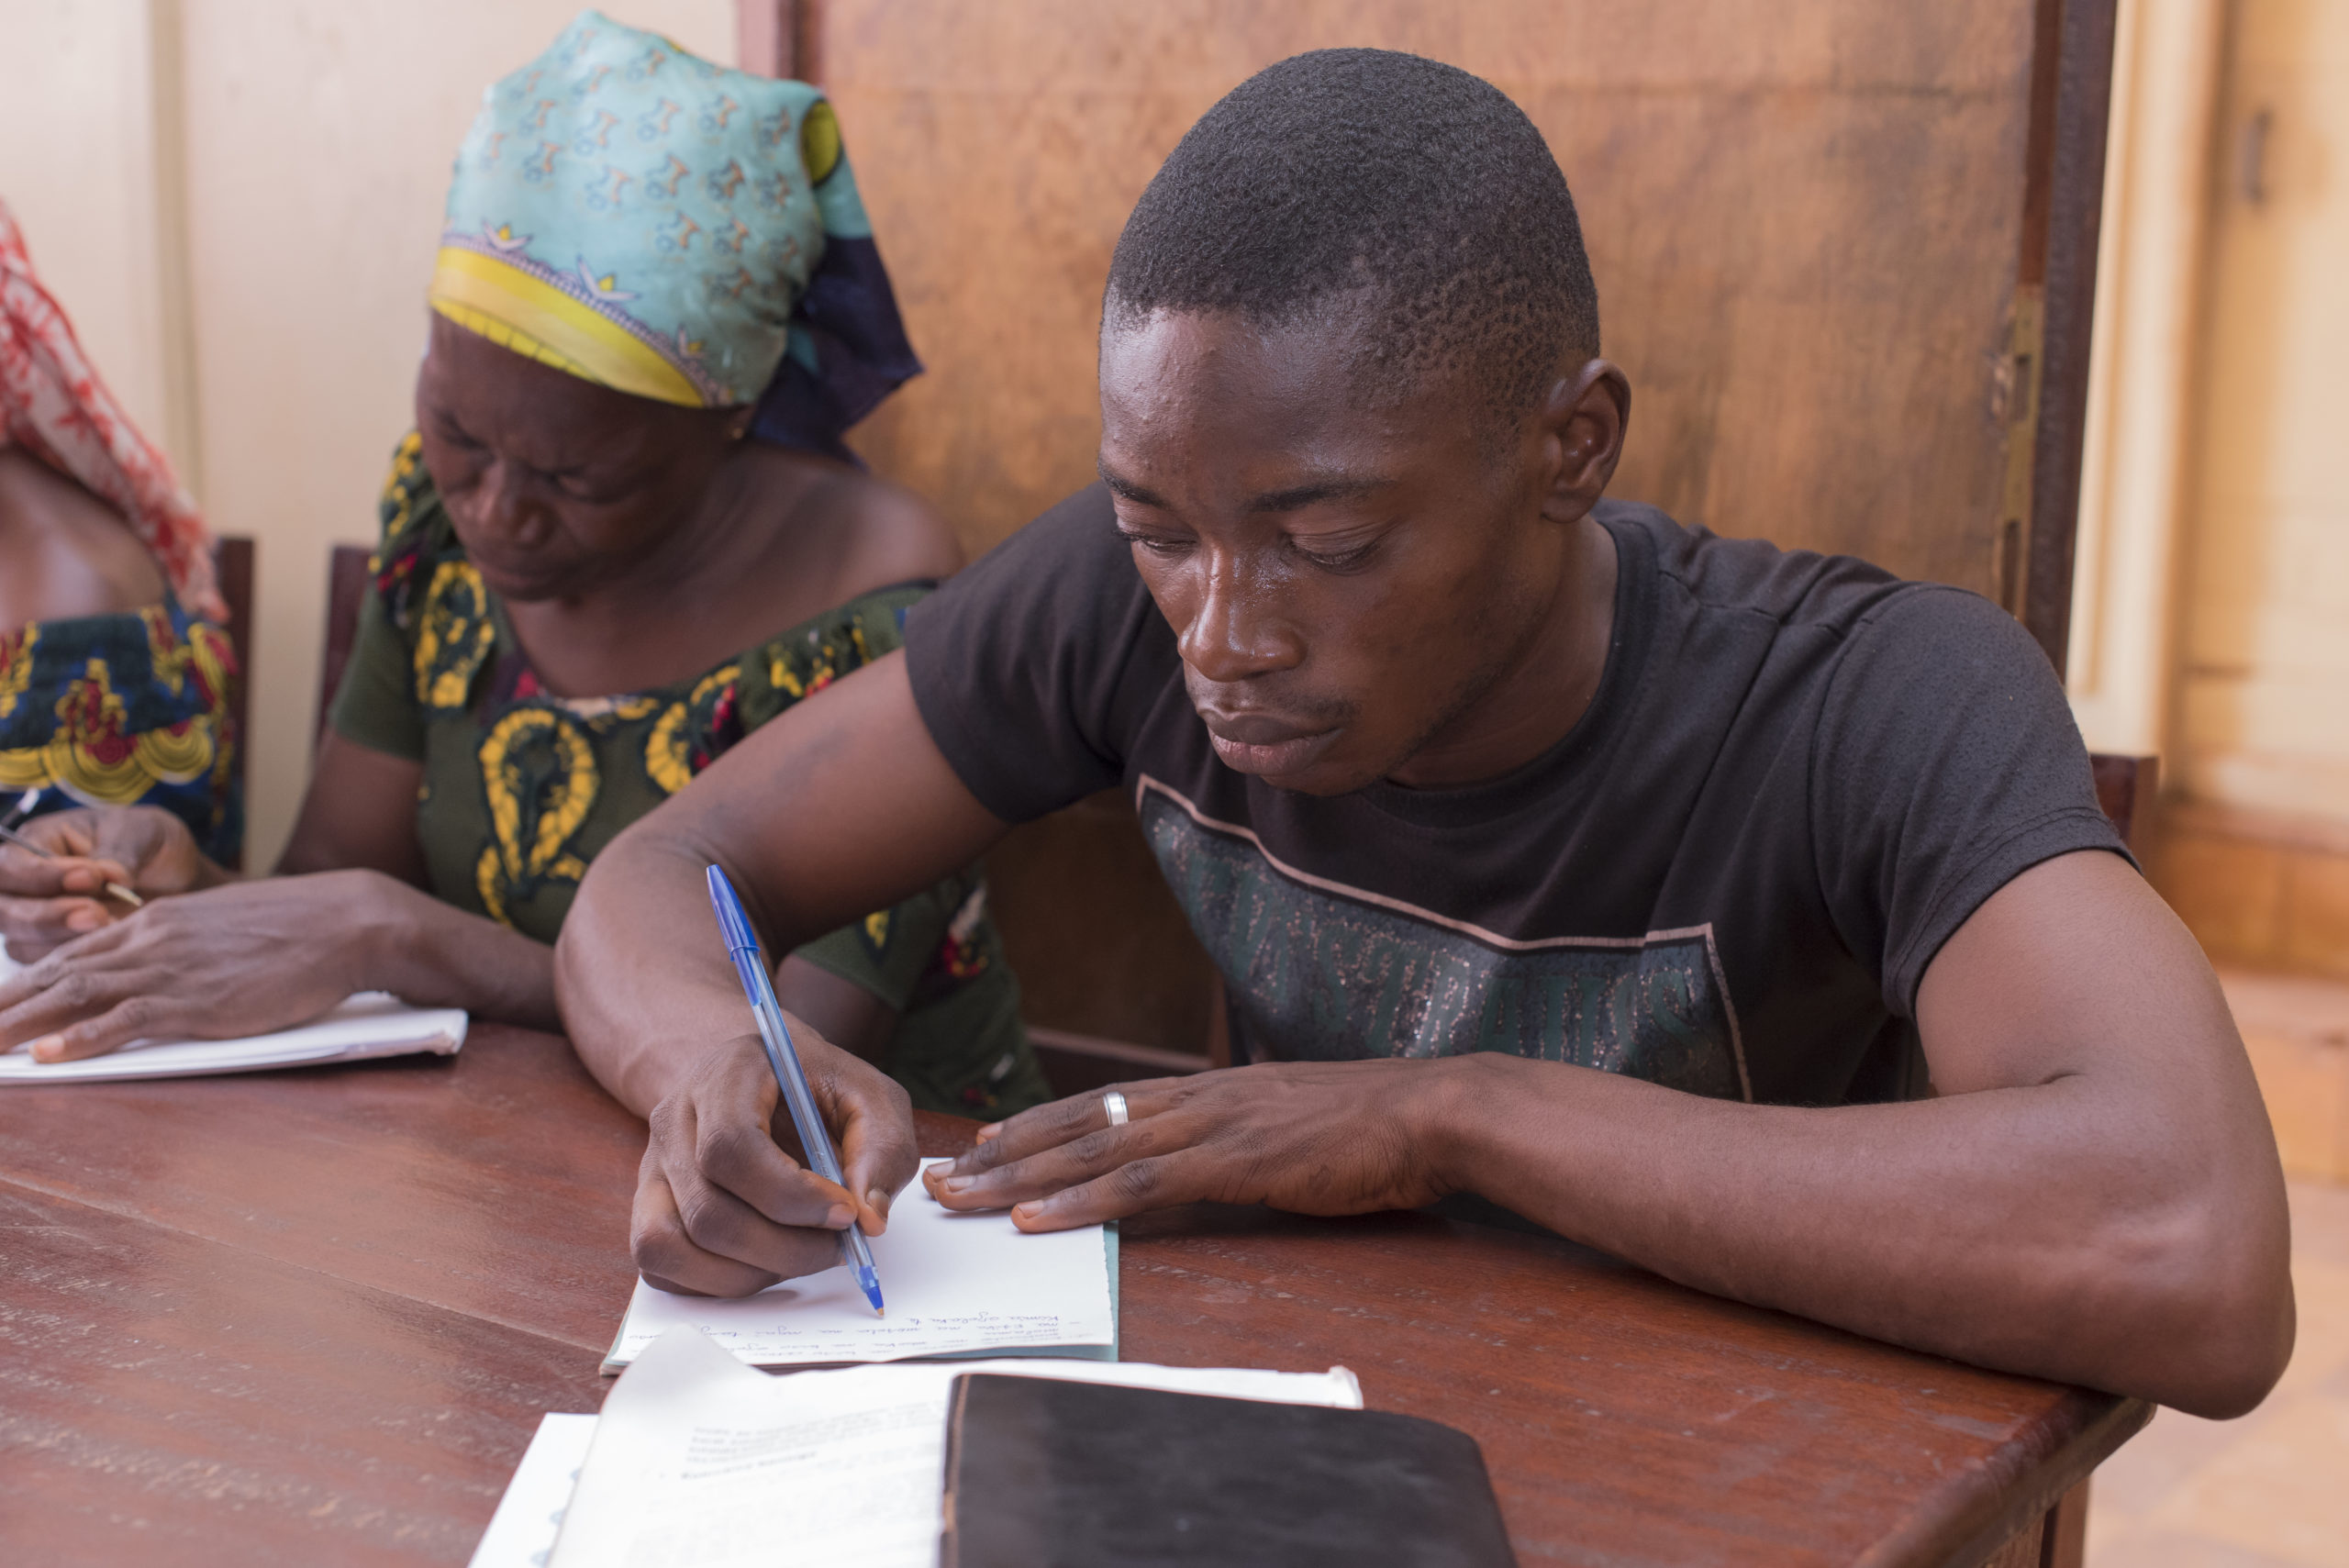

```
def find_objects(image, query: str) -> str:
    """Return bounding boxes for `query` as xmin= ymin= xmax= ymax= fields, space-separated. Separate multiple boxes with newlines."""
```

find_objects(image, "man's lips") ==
xmin=1198 ymin=712 xmax=1341 ymax=776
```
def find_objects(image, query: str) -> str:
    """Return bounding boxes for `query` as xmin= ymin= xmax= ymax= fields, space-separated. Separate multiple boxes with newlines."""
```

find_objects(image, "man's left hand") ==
xmin=922 ymin=1058 xmax=1467 ymax=1229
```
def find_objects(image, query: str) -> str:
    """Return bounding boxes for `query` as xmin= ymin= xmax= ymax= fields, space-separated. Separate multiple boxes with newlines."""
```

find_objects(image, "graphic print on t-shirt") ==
xmin=1139 ymin=778 xmax=1753 ymax=1101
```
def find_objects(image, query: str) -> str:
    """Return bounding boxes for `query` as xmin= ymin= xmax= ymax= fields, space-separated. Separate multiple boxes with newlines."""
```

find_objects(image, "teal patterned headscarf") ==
xmin=429 ymin=11 xmax=918 ymax=453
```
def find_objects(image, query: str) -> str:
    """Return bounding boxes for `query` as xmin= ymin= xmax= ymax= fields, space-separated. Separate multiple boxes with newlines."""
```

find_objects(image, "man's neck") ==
xmin=1383 ymin=512 xmax=1619 ymax=790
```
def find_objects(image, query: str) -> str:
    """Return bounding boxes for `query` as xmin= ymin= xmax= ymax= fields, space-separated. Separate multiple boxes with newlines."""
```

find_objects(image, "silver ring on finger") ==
xmin=1101 ymin=1089 xmax=1129 ymax=1128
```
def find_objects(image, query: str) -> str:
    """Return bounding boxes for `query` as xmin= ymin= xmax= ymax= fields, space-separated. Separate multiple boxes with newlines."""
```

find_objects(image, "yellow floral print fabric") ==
xmin=0 ymin=599 xmax=241 ymax=862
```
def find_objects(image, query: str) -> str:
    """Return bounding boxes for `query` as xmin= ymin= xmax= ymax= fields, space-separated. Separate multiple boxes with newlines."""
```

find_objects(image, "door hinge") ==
xmin=1992 ymin=286 xmax=2045 ymax=617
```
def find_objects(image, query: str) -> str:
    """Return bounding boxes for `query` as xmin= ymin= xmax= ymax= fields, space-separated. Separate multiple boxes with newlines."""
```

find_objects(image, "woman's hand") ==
xmin=0 ymin=870 xmax=392 ymax=1061
xmin=0 ymin=806 xmax=217 ymax=961
xmin=630 ymin=1028 xmax=921 ymax=1297
xmin=920 ymin=1058 xmax=1472 ymax=1230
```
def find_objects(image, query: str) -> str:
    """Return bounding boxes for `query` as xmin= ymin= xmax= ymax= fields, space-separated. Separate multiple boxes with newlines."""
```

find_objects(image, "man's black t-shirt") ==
xmin=904 ymin=487 xmax=2127 ymax=1106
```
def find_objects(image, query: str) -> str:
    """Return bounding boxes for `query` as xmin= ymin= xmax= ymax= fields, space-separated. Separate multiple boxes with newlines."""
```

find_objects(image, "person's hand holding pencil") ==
xmin=0 ymin=803 xmax=218 ymax=961
xmin=0 ymin=821 xmax=145 ymax=906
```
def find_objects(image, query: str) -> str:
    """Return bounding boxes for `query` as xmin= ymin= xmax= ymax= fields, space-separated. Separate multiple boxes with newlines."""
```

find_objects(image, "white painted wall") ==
xmin=0 ymin=0 xmax=733 ymax=866
xmin=2169 ymin=0 xmax=2349 ymax=828
xmin=0 ymin=0 xmax=194 ymax=474
xmin=2065 ymin=0 xmax=2221 ymax=762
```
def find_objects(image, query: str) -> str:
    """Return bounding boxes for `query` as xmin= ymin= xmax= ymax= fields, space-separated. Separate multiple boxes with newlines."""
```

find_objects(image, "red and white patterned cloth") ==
xmin=0 ymin=198 xmax=221 ymax=620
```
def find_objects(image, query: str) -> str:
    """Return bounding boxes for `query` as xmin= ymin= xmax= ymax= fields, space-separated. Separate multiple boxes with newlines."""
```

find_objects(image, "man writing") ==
xmin=559 ymin=50 xmax=2292 ymax=1418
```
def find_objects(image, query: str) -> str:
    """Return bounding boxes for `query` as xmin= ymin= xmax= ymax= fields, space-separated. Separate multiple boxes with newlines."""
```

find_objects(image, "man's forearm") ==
xmin=1430 ymin=1053 xmax=2290 ymax=1418
xmin=556 ymin=819 xmax=782 ymax=1117
xmin=554 ymin=658 xmax=1012 ymax=1118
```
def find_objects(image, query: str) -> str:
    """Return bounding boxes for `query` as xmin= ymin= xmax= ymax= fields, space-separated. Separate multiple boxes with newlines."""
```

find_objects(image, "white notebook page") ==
xmin=606 ymin=1161 xmax=1115 ymax=1369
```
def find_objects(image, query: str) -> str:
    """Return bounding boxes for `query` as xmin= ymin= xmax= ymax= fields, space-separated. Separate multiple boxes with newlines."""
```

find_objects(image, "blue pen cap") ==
xmin=706 ymin=864 xmax=762 ymax=958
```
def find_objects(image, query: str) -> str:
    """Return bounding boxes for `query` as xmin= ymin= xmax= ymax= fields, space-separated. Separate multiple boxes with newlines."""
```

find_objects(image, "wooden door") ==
xmin=751 ymin=0 xmax=2117 ymax=1059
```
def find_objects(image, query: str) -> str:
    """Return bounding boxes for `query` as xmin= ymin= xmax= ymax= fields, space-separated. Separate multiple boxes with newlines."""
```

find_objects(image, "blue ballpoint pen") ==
xmin=705 ymin=864 xmax=885 ymax=1316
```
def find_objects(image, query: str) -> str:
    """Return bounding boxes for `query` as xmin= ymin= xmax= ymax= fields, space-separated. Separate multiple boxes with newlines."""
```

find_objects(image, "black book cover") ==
xmin=939 ymin=1373 xmax=1518 ymax=1568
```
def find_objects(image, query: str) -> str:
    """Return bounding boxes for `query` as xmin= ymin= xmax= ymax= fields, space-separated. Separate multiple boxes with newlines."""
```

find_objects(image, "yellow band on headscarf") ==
xmin=427 ymin=246 xmax=702 ymax=407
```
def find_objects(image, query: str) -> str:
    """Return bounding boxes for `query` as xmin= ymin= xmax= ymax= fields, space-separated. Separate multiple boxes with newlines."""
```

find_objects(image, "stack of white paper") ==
xmin=470 ymin=1327 xmax=1364 ymax=1568
xmin=0 ymin=951 xmax=467 ymax=1082
xmin=604 ymin=1162 xmax=1118 ymax=1370
xmin=469 ymin=1414 xmax=597 ymax=1568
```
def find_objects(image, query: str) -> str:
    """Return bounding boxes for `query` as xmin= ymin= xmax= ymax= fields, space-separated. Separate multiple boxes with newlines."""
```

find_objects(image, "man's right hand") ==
xmin=0 ymin=806 xmax=212 ymax=961
xmin=630 ymin=1028 xmax=921 ymax=1297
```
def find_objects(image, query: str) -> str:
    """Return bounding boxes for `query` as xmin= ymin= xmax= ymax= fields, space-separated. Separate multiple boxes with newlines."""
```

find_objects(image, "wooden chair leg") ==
xmin=1205 ymin=973 xmax=1232 ymax=1068
xmin=2041 ymin=1476 xmax=2090 ymax=1568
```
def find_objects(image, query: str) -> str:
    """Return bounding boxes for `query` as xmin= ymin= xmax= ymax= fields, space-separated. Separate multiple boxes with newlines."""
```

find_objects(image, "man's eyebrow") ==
xmin=1097 ymin=462 xmax=1168 ymax=508
xmin=1242 ymin=475 xmax=1393 ymax=514
xmin=1095 ymin=464 xmax=1395 ymax=514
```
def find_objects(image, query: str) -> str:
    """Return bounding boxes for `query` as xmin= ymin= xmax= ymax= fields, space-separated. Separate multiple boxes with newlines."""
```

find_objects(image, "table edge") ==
xmin=1853 ymin=1390 xmax=2154 ymax=1568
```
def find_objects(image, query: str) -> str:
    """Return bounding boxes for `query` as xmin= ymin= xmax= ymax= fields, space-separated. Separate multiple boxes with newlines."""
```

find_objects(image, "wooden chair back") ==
xmin=210 ymin=536 xmax=254 ymax=871
xmin=316 ymin=544 xmax=373 ymax=743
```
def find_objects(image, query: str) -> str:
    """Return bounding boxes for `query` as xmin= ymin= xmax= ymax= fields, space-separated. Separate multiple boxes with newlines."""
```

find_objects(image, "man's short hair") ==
xmin=1104 ymin=49 xmax=1600 ymax=420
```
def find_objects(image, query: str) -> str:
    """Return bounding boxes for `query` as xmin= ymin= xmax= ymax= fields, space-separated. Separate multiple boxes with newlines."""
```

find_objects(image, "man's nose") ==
xmin=1176 ymin=548 xmax=1304 ymax=684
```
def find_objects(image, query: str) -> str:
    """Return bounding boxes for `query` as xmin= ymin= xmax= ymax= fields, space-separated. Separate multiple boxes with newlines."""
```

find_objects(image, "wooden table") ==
xmin=0 ymin=1027 xmax=2148 ymax=1565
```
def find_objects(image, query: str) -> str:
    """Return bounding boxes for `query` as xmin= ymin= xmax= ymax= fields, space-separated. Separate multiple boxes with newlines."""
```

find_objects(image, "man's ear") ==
xmin=1536 ymin=359 xmax=1631 ymax=525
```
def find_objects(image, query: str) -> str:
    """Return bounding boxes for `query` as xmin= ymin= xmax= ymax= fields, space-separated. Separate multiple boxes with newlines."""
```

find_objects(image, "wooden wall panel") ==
xmin=805 ymin=1 xmax=2084 ymax=1058
xmin=829 ymin=0 xmax=2039 ymax=596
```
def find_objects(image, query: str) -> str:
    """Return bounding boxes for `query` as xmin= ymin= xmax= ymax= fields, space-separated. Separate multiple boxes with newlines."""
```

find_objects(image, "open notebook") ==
xmin=0 ymin=951 xmax=467 ymax=1082
xmin=605 ymin=1161 xmax=1117 ymax=1371
xmin=469 ymin=1326 xmax=1364 ymax=1568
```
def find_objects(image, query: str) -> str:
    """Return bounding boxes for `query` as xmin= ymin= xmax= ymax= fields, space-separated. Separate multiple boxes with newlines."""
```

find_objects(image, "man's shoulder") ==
xmin=901 ymin=483 xmax=1160 ymax=825
xmin=922 ymin=482 xmax=1141 ymax=621
xmin=978 ymin=481 xmax=1125 ymax=563
xmin=1598 ymin=498 xmax=2058 ymax=763
xmin=1598 ymin=498 xmax=1940 ymax=642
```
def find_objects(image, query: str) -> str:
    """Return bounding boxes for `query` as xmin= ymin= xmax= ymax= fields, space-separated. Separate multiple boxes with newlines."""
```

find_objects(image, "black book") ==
xmin=939 ymin=1373 xmax=1518 ymax=1568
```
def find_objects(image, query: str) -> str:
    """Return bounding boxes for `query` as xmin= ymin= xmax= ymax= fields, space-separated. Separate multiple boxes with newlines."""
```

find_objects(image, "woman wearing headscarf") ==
xmin=0 ymin=13 xmax=1048 ymax=1119
xmin=0 ymin=201 xmax=239 ymax=867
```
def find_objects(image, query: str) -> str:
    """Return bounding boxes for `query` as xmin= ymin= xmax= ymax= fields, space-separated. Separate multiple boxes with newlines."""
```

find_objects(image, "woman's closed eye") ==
xmin=428 ymin=414 xmax=486 ymax=452
xmin=552 ymin=470 xmax=617 ymax=502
